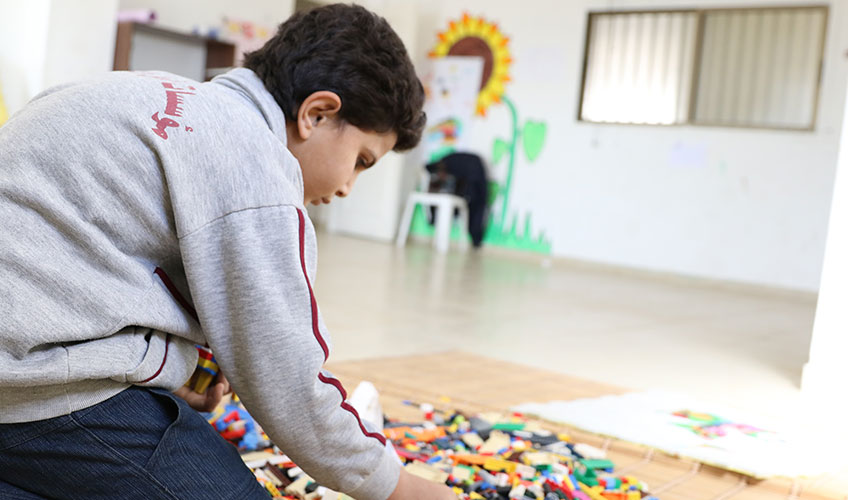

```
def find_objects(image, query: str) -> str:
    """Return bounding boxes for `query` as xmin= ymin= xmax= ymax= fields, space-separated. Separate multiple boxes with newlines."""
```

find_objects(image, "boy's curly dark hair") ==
xmin=243 ymin=4 xmax=426 ymax=151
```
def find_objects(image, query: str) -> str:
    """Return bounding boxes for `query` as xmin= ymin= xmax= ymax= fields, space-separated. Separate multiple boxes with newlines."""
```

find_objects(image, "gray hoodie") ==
xmin=0 ymin=68 xmax=399 ymax=500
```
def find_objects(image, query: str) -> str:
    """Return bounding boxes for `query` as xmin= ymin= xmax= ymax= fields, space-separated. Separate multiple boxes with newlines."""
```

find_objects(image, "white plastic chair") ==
xmin=395 ymin=172 xmax=469 ymax=253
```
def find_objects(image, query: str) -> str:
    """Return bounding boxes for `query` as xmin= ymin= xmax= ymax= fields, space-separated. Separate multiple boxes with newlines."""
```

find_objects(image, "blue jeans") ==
xmin=0 ymin=386 xmax=269 ymax=499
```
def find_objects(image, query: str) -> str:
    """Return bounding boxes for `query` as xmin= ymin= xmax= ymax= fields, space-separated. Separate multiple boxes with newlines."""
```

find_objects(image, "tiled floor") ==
xmin=313 ymin=231 xmax=817 ymax=423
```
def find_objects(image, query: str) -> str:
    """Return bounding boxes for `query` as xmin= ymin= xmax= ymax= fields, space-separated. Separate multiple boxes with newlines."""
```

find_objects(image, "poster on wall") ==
xmin=418 ymin=56 xmax=484 ymax=165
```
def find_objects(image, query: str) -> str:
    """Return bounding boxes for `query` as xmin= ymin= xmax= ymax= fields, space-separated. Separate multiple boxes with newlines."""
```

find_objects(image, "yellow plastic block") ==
xmin=578 ymin=482 xmax=607 ymax=500
xmin=483 ymin=457 xmax=516 ymax=474
xmin=191 ymin=371 xmax=215 ymax=394
xmin=197 ymin=358 xmax=219 ymax=371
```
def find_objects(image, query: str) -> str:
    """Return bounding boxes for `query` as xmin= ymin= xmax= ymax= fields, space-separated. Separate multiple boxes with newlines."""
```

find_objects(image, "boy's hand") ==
xmin=174 ymin=372 xmax=231 ymax=412
xmin=386 ymin=469 xmax=456 ymax=500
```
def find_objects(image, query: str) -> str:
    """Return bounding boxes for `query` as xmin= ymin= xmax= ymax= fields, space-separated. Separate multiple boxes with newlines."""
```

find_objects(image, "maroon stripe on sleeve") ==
xmin=319 ymin=373 xmax=387 ymax=445
xmin=296 ymin=208 xmax=385 ymax=446
xmin=136 ymin=266 xmax=190 ymax=384
xmin=296 ymin=209 xmax=329 ymax=362
xmin=154 ymin=267 xmax=199 ymax=323
xmin=138 ymin=334 xmax=171 ymax=383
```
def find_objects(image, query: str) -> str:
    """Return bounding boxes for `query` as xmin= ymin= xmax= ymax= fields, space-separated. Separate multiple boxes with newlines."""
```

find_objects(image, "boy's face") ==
xmin=286 ymin=91 xmax=397 ymax=206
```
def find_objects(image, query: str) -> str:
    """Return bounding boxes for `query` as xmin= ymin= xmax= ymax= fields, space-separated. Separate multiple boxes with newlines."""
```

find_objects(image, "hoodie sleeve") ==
xmin=179 ymin=204 xmax=400 ymax=500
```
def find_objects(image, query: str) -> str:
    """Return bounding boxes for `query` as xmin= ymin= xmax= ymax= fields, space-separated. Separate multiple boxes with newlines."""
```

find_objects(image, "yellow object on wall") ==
xmin=0 ymin=82 xmax=8 ymax=126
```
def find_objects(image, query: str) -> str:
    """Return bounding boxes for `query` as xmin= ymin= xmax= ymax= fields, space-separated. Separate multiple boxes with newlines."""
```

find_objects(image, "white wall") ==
xmin=0 ymin=1 xmax=52 ymax=115
xmin=803 ymin=73 xmax=848 ymax=399
xmin=42 ymin=1 xmax=118 ymax=91
xmin=0 ymin=0 xmax=118 ymax=116
xmin=407 ymin=0 xmax=848 ymax=292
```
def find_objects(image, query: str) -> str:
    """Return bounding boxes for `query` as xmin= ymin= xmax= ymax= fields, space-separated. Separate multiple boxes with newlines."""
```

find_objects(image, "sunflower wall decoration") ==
xmin=430 ymin=14 xmax=512 ymax=117
xmin=420 ymin=13 xmax=551 ymax=254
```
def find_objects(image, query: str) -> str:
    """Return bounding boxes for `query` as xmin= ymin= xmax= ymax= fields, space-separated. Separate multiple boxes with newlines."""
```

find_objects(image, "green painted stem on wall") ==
xmin=499 ymin=95 xmax=519 ymax=227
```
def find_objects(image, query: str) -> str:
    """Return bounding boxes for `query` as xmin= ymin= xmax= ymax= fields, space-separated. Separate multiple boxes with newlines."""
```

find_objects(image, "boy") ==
xmin=0 ymin=4 xmax=454 ymax=500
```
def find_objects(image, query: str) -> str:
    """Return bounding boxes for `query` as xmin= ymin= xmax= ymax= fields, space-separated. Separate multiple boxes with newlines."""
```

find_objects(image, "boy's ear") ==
xmin=295 ymin=91 xmax=342 ymax=140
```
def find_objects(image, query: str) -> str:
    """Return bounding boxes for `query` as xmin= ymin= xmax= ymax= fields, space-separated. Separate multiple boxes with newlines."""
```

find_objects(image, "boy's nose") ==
xmin=336 ymin=173 xmax=359 ymax=198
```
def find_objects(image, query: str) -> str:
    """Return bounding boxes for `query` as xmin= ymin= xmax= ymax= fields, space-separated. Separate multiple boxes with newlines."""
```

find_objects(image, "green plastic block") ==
xmin=580 ymin=459 xmax=615 ymax=471
xmin=491 ymin=422 xmax=525 ymax=431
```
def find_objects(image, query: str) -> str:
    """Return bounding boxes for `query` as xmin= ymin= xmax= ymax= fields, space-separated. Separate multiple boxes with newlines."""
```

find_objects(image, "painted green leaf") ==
xmin=522 ymin=121 xmax=547 ymax=162
xmin=492 ymin=138 xmax=510 ymax=165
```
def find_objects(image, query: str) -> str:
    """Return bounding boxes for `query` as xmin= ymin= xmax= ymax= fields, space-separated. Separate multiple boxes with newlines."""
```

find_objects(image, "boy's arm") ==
xmin=180 ymin=205 xmax=401 ymax=500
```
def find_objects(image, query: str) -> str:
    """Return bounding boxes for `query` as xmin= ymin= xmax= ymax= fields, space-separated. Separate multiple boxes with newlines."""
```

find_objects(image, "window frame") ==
xmin=576 ymin=5 xmax=829 ymax=132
